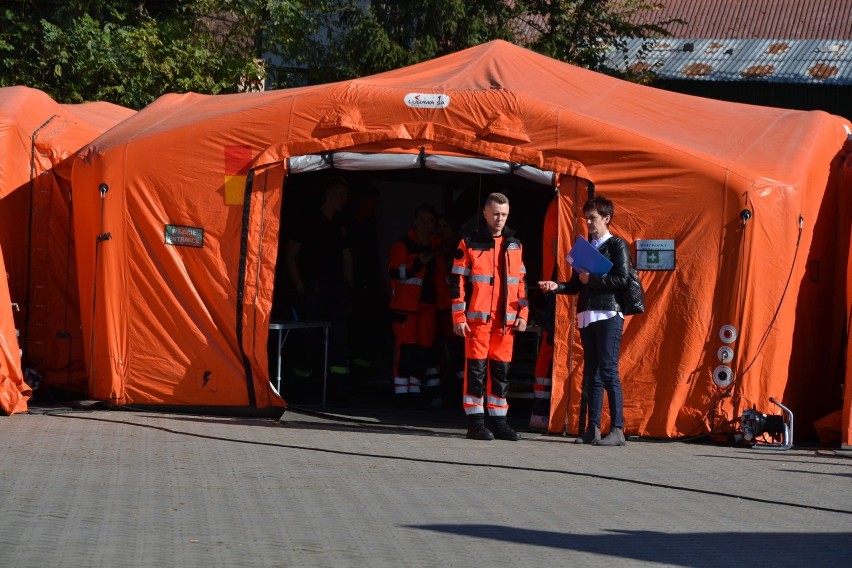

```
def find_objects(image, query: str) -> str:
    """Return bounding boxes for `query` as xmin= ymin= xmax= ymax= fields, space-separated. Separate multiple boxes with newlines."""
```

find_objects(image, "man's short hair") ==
xmin=485 ymin=192 xmax=509 ymax=206
xmin=583 ymin=195 xmax=614 ymax=219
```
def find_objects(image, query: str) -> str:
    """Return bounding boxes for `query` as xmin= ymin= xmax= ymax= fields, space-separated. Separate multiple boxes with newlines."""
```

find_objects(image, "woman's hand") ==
xmin=538 ymin=280 xmax=557 ymax=292
xmin=578 ymin=270 xmax=590 ymax=284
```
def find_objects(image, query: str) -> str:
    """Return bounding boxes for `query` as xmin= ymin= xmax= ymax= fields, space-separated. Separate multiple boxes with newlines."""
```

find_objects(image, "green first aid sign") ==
xmin=636 ymin=239 xmax=675 ymax=271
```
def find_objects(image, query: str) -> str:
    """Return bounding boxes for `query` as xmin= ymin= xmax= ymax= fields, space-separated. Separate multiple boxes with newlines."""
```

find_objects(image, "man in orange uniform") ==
xmin=451 ymin=192 xmax=529 ymax=441
xmin=388 ymin=204 xmax=447 ymax=408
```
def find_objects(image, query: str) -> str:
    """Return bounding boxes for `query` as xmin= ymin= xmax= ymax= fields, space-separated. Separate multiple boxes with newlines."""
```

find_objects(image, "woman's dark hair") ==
xmin=583 ymin=195 xmax=614 ymax=220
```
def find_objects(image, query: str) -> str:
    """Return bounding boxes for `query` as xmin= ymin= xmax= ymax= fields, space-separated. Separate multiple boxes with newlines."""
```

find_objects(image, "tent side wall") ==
xmin=72 ymin=125 xmax=286 ymax=411
xmin=0 ymin=88 xmax=133 ymax=401
xmin=547 ymin=112 xmax=850 ymax=439
xmin=0 ymin=243 xmax=28 ymax=415
xmin=842 ymin=138 xmax=852 ymax=448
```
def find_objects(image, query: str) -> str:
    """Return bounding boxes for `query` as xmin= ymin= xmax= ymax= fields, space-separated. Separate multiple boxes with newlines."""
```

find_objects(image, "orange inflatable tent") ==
xmin=0 ymin=243 xmax=26 ymax=415
xmin=71 ymin=41 xmax=852 ymax=437
xmin=0 ymin=86 xmax=134 ymax=414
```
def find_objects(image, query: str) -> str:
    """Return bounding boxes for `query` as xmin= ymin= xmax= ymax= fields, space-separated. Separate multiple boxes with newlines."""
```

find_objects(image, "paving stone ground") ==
xmin=2 ymin=404 xmax=850 ymax=568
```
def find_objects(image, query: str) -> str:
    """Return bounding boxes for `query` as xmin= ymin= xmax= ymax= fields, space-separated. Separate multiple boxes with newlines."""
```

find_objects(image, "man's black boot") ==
xmin=466 ymin=414 xmax=494 ymax=441
xmin=490 ymin=417 xmax=522 ymax=441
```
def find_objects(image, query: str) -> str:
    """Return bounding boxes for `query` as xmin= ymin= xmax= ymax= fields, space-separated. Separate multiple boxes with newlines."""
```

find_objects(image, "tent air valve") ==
xmin=739 ymin=209 xmax=752 ymax=224
xmin=97 ymin=233 xmax=112 ymax=242
xmin=99 ymin=183 xmax=109 ymax=197
xmin=735 ymin=397 xmax=793 ymax=450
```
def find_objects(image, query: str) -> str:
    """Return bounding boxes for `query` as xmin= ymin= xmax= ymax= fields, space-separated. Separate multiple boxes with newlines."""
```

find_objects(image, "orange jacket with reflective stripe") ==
xmin=388 ymin=231 xmax=448 ymax=312
xmin=449 ymin=226 xmax=529 ymax=328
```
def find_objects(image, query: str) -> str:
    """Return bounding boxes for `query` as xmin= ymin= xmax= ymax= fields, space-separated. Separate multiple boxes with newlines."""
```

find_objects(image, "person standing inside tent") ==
xmin=284 ymin=176 xmax=354 ymax=405
xmin=451 ymin=192 xmax=529 ymax=441
xmin=387 ymin=204 xmax=447 ymax=408
xmin=538 ymin=195 xmax=630 ymax=446
xmin=435 ymin=215 xmax=465 ymax=405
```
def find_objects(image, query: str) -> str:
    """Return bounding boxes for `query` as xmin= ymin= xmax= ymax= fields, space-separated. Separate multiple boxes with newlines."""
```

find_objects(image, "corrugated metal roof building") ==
xmin=613 ymin=0 xmax=852 ymax=119
xmin=631 ymin=0 xmax=852 ymax=40
xmin=613 ymin=38 xmax=852 ymax=84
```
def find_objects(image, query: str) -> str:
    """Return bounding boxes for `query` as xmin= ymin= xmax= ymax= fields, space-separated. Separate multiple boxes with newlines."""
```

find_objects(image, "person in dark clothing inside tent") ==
xmin=283 ymin=176 xmax=354 ymax=405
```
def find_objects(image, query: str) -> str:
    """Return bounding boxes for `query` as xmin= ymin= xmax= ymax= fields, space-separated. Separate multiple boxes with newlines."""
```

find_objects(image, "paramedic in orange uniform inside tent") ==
xmin=451 ymin=192 xmax=529 ymax=441
xmin=388 ymin=204 xmax=447 ymax=408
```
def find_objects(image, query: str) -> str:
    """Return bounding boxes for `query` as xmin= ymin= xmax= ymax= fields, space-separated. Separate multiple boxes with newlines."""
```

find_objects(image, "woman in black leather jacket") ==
xmin=538 ymin=195 xmax=630 ymax=446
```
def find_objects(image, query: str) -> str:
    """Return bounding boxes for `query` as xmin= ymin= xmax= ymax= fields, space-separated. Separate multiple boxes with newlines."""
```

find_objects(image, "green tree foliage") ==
xmin=0 ymin=0 xmax=313 ymax=108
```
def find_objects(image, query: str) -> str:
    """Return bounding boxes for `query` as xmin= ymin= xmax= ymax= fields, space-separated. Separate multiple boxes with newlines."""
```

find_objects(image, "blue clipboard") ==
xmin=566 ymin=236 xmax=613 ymax=274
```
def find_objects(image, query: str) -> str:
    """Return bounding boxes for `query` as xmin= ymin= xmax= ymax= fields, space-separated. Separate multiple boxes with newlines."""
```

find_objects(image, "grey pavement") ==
xmin=1 ymin=404 xmax=851 ymax=568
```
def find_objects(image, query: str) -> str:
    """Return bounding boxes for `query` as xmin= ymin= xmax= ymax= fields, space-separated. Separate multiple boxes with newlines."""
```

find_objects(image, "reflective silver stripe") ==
xmin=488 ymin=395 xmax=508 ymax=407
xmin=487 ymin=395 xmax=508 ymax=416
xmin=410 ymin=378 xmax=421 ymax=387
xmin=470 ymin=274 xmax=492 ymax=283
xmin=394 ymin=377 xmax=408 ymax=394
xmin=533 ymin=390 xmax=551 ymax=399
xmin=451 ymin=303 xmax=466 ymax=312
xmin=401 ymin=278 xmax=423 ymax=286
xmin=534 ymin=377 xmax=552 ymax=386
xmin=520 ymin=264 xmax=527 ymax=273
xmin=507 ymin=277 xmax=520 ymax=284
xmin=467 ymin=311 xmax=489 ymax=321
xmin=424 ymin=369 xmax=440 ymax=389
xmin=410 ymin=386 xmax=421 ymax=393
xmin=451 ymin=266 xmax=471 ymax=275
xmin=506 ymin=313 xmax=517 ymax=321
xmin=463 ymin=395 xmax=484 ymax=415
xmin=518 ymin=299 xmax=529 ymax=307
xmin=399 ymin=263 xmax=406 ymax=280
xmin=394 ymin=377 xmax=408 ymax=385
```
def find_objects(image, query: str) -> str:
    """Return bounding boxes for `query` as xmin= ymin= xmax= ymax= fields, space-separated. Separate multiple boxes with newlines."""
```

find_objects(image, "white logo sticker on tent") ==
xmin=404 ymin=93 xmax=451 ymax=108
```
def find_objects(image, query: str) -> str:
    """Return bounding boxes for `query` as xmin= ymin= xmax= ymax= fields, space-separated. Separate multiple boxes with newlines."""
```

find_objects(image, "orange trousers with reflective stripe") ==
xmin=462 ymin=319 xmax=514 ymax=416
